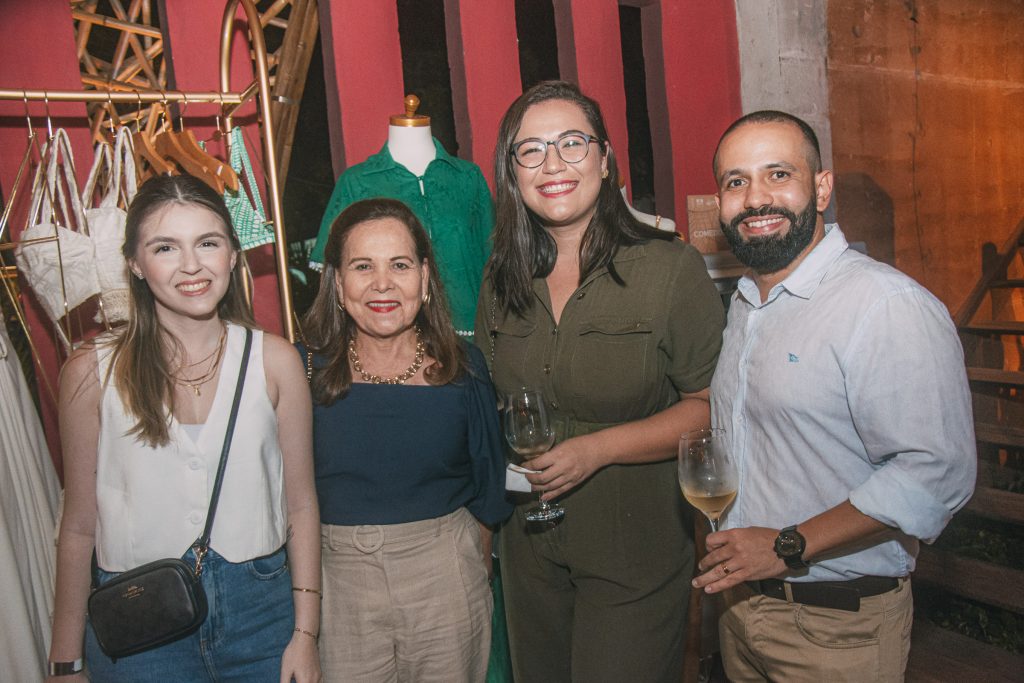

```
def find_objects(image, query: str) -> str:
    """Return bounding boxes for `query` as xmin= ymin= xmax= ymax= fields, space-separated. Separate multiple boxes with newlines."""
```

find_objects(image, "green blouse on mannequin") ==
xmin=310 ymin=139 xmax=494 ymax=339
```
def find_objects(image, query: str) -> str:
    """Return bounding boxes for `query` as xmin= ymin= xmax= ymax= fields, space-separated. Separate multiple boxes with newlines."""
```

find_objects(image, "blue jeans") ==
xmin=85 ymin=546 xmax=294 ymax=682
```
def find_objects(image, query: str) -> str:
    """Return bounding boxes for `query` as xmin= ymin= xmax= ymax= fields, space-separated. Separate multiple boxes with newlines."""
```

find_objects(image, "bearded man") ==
xmin=694 ymin=110 xmax=976 ymax=682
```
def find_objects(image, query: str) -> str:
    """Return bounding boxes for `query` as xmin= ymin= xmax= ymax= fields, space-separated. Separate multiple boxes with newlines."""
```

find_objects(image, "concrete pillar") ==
xmin=733 ymin=0 xmax=834 ymax=171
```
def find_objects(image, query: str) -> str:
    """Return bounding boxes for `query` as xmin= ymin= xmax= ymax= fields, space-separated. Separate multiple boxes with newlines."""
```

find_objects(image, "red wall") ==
xmin=445 ymin=0 xmax=522 ymax=186
xmin=658 ymin=1 xmax=743 ymax=226
xmin=319 ymin=0 xmax=743 ymax=236
xmin=161 ymin=0 xmax=284 ymax=335
xmin=0 ymin=0 xmax=287 ymax=471
xmin=0 ymin=0 xmax=742 ymax=470
xmin=0 ymin=0 xmax=94 ymax=471
xmin=318 ymin=0 xmax=406 ymax=173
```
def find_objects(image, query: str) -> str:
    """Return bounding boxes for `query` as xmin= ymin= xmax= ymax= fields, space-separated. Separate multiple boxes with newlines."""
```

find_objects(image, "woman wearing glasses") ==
xmin=477 ymin=81 xmax=725 ymax=682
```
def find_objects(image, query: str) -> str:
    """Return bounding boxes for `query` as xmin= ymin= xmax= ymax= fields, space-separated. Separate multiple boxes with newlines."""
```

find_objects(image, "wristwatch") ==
xmin=774 ymin=525 xmax=810 ymax=570
xmin=48 ymin=659 xmax=84 ymax=676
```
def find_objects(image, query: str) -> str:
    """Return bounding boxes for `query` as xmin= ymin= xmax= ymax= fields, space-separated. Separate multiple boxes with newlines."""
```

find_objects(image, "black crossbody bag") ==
xmin=88 ymin=328 xmax=253 ymax=659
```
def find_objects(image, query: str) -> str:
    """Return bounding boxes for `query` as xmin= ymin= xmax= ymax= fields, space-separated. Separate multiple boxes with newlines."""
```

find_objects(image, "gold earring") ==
xmin=601 ymin=169 xmax=609 ymax=179
xmin=422 ymin=290 xmax=431 ymax=306
xmin=337 ymin=301 xmax=345 ymax=313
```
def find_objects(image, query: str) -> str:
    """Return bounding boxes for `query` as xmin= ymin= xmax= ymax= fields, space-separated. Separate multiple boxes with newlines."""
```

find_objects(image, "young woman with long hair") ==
xmin=48 ymin=174 xmax=321 ymax=682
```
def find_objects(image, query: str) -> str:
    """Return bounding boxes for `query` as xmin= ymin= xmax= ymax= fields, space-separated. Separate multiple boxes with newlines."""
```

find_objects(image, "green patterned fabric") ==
xmin=310 ymin=139 xmax=494 ymax=337
xmin=223 ymin=127 xmax=274 ymax=251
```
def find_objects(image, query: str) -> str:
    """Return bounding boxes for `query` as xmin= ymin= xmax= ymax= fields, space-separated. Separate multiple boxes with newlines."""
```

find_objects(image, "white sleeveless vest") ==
xmin=95 ymin=324 xmax=286 ymax=571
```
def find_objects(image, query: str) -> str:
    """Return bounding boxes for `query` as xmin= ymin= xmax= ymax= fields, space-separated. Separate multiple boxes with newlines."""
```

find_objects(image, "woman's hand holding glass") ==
xmin=523 ymin=434 xmax=604 ymax=502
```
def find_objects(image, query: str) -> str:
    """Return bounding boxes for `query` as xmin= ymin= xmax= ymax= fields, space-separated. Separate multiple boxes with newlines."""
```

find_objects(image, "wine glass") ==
xmin=678 ymin=428 xmax=737 ymax=532
xmin=504 ymin=388 xmax=563 ymax=522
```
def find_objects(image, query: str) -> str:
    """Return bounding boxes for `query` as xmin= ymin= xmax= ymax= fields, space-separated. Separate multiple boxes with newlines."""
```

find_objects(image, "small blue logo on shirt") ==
xmin=788 ymin=353 xmax=799 ymax=363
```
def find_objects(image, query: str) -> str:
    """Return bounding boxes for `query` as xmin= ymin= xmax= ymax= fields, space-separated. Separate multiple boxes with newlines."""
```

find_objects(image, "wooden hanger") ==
xmin=178 ymin=126 xmax=239 ymax=192
xmin=133 ymin=99 xmax=175 ymax=176
xmin=164 ymin=93 xmax=238 ymax=192
xmin=155 ymin=128 xmax=225 ymax=193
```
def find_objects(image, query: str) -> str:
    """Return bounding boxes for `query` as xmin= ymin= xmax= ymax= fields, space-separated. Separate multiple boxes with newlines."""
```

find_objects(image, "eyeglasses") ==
xmin=510 ymin=132 xmax=603 ymax=169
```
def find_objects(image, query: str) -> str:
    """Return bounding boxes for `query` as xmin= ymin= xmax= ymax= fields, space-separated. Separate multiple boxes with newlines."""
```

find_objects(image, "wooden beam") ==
xmin=974 ymin=422 xmax=1024 ymax=449
xmin=907 ymin=617 xmax=1024 ymax=682
xmin=961 ymin=321 xmax=1024 ymax=335
xmin=964 ymin=486 xmax=1024 ymax=525
xmin=71 ymin=8 xmax=162 ymax=39
xmin=966 ymin=367 xmax=1024 ymax=386
xmin=914 ymin=547 xmax=1024 ymax=614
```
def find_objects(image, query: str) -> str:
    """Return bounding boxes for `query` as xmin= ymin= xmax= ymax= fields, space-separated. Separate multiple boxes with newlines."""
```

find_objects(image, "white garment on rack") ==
xmin=0 ymin=322 xmax=60 ymax=682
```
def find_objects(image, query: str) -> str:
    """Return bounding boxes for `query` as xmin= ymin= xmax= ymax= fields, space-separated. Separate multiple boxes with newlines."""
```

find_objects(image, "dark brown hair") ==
xmin=111 ymin=174 xmax=254 ymax=447
xmin=712 ymin=109 xmax=823 ymax=179
xmin=301 ymin=197 xmax=468 ymax=404
xmin=490 ymin=80 xmax=672 ymax=316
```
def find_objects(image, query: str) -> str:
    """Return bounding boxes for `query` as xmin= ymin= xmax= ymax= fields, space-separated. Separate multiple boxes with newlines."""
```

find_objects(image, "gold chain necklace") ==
xmin=349 ymin=326 xmax=425 ymax=385
xmin=167 ymin=324 xmax=227 ymax=397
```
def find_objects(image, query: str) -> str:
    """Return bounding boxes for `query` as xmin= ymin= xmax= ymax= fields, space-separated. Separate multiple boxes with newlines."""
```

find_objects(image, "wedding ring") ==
xmin=722 ymin=564 xmax=731 ymax=575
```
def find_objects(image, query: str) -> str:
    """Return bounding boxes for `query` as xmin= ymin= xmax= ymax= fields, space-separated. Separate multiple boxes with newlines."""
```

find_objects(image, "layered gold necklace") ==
xmin=349 ymin=326 xmax=425 ymax=385
xmin=168 ymin=324 xmax=228 ymax=397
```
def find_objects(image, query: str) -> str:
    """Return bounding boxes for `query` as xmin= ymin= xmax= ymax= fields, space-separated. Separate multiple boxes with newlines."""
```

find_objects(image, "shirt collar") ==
xmin=363 ymin=137 xmax=458 ymax=175
xmin=736 ymin=223 xmax=847 ymax=306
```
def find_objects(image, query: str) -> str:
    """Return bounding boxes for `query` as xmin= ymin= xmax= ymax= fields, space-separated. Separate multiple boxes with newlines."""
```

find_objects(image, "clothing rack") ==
xmin=0 ymin=0 xmax=297 ymax=342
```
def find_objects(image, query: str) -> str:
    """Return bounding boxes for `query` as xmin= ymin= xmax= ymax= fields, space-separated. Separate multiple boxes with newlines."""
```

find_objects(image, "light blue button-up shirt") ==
xmin=711 ymin=224 xmax=976 ymax=581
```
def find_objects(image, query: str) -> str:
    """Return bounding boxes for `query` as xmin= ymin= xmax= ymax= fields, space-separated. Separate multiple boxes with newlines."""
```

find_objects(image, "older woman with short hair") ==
xmin=301 ymin=197 xmax=511 ymax=682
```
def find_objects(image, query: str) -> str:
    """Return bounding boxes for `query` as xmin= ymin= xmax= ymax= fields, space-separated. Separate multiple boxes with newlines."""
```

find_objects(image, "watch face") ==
xmin=775 ymin=531 xmax=804 ymax=557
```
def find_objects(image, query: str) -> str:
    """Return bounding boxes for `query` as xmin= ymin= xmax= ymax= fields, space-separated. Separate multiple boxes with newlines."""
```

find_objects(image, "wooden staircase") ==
xmin=906 ymin=220 xmax=1024 ymax=681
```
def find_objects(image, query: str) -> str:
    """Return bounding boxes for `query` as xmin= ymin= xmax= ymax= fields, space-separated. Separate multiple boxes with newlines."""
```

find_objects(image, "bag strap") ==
xmin=192 ymin=327 xmax=253 ymax=576
xmin=26 ymin=141 xmax=49 ymax=226
xmin=49 ymin=130 xmax=88 ymax=232
xmin=80 ymin=141 xmax=113 ymax=215
xmin=112 ymin=126 xmax=137 ymax=207
xmin=489 ymin=290 xmax=497 ymax=371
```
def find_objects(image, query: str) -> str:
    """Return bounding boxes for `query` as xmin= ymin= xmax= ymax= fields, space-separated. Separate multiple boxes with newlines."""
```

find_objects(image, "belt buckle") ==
xmin=352 ymin=525 xmax=385 ymax=554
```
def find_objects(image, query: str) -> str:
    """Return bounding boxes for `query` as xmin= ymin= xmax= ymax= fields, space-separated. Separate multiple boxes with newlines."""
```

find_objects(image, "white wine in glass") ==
xmin=678 ymin=428 xmax=737 ymax=532
xmin=504 ymin=388 xmax=563 ymax=523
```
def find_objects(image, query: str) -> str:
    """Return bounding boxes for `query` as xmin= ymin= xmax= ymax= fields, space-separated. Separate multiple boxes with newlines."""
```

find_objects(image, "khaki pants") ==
xmin=719 ymin=577 xmax=913 ymax=682
xmin=320 ymin=507 xmax=492 ymax=683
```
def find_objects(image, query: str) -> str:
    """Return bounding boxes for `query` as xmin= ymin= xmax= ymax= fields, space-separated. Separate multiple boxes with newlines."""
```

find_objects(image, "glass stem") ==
xmin=708 ymin=517 xmax=719 ymax=533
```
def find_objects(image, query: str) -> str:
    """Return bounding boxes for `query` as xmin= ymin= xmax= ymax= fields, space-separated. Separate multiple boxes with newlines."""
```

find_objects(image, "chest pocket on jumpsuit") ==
xmin=570 ymin=317 xmax=653 ymax=413
xmin=491 ymin=314 xmax=537 ymax=398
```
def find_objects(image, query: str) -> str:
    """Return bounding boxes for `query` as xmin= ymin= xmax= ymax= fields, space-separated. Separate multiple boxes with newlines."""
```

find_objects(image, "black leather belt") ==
xmin=744 ymin=576 xmax=901 ymax=612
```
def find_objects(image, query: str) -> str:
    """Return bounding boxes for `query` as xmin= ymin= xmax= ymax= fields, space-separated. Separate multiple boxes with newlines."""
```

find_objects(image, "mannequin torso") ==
xmin=388 ymin=125 xmax=436 ymax=178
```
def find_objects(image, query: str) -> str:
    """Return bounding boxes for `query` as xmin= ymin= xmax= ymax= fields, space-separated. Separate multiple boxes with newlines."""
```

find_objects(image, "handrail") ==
xmin=955 ymin=217 xmax=1024 ymax=327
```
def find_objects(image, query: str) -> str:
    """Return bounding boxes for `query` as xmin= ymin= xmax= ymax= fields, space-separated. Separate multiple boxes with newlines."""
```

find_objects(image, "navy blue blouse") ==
xmin=298 ymin=342 xmax=512 ymax=526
